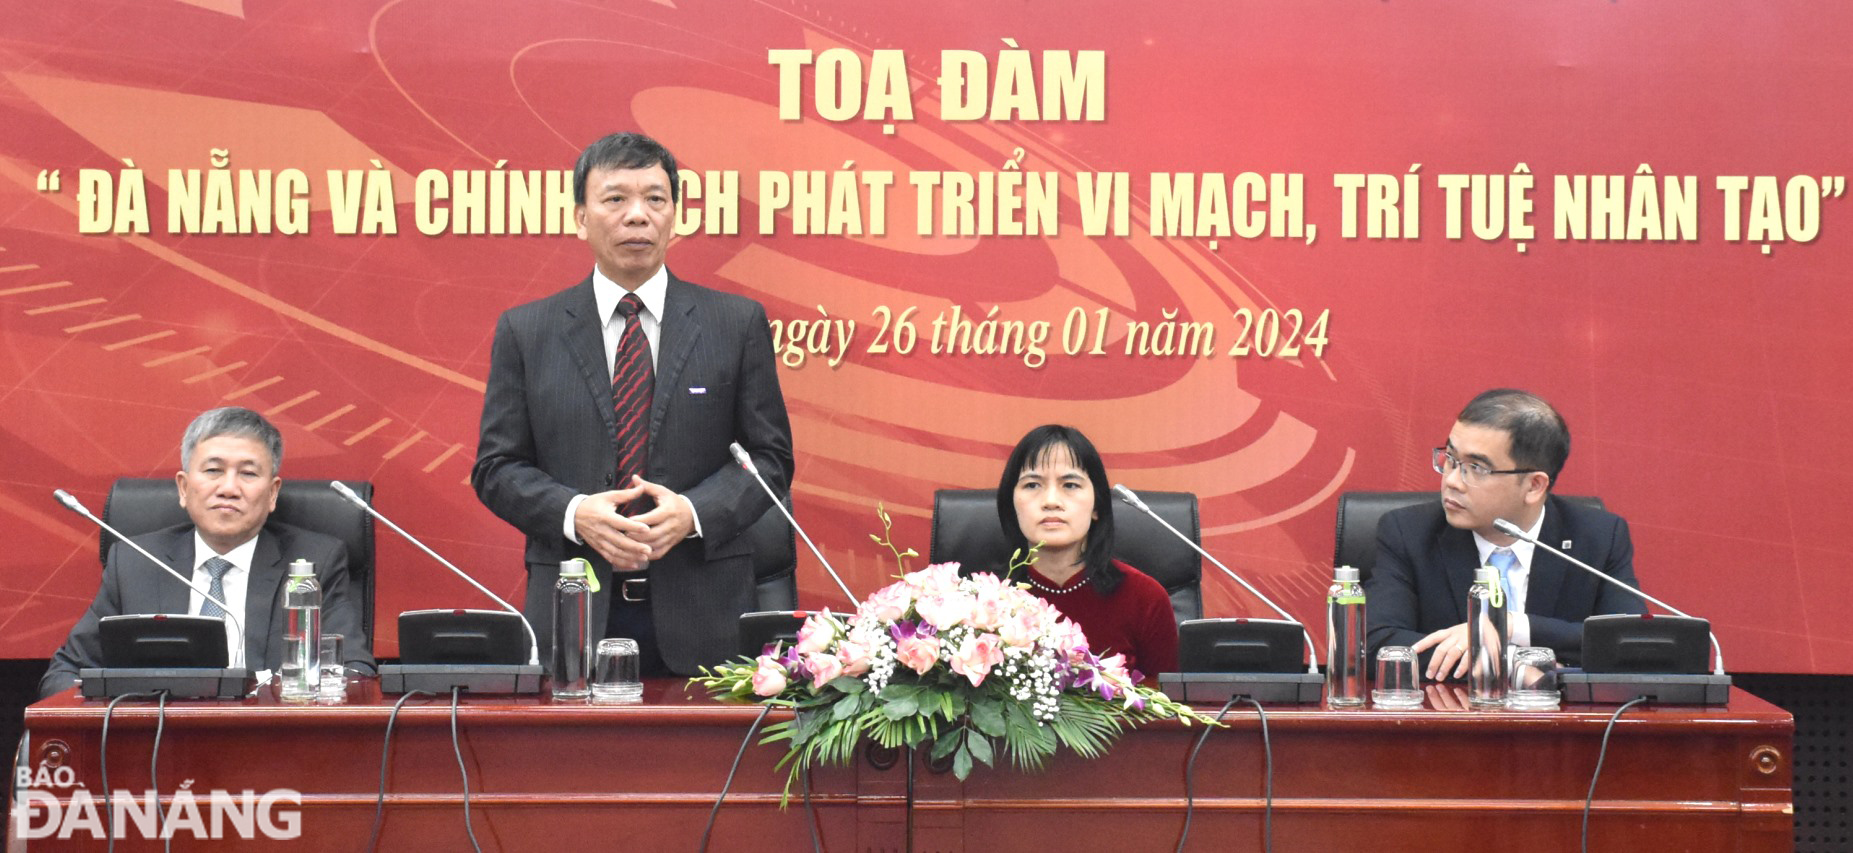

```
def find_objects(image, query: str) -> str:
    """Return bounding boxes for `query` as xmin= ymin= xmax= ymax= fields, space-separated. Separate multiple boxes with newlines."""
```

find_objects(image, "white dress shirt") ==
xmin=1472 ymin=503 xmax=1545 ymax=647
xmin=189 ymin=531 xmax=257 ymax=668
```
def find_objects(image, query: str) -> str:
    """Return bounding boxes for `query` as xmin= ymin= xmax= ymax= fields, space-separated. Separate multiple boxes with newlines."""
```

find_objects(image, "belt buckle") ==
xmin=621 ymin=577 xmax=649 ymax=603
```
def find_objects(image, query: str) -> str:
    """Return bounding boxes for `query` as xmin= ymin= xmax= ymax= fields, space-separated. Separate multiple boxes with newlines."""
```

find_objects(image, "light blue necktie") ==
xmin=198 ymin=556 xmax=232 ymax=620
xmin=1488 ymin=548 xmax=1518 ymax=610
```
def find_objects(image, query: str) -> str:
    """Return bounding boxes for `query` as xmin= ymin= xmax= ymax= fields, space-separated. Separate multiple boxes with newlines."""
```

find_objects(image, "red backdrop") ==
xmin=2 ymin=0 xmax=1847 ymax=674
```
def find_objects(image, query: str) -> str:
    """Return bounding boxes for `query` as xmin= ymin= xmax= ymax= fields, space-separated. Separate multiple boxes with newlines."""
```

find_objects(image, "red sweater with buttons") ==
xmin=1025 ymin=559 xmax=1180 ymax=677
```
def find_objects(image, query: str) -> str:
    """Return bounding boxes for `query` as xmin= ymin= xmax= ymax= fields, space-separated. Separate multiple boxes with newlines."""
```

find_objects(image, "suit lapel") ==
xmin=650 ymin=274 xmax=701 ymax=451
xmin=1436 ymin=526 xmax=1481 ymax=622
xmin=562 ymin=276 xmax=618 ymax=437
xmin=1527 ymin=497 xmax=1568 ymax=617
xmin=155 ymin=532 xmax=196 ymax=615
xmin=246 ymin=530 xmax=287 ymax=670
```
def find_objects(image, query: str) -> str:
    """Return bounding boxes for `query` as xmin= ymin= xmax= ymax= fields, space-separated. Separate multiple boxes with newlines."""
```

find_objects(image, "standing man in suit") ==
xmin=472 ymin=132 xmax=793 ymax=677
xmin=41 ymin=407 xmax=372 ymax=697
xmin=1365 ymin=389 xmax=1646 ymax=677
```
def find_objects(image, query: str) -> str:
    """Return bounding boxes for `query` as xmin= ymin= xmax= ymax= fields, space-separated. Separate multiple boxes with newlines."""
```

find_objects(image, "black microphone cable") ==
xmin=149 ymin=690 xmax=171 ymax=853
xmin=1242 ymin=697 xmax=1274 ymax=853
xmin=368 ymin=689 xmax=434 ymax=852
xmin=801 ymin=764 xmax=823 ymax=853
xmin=449 ymin=686 xmax=483 ymax=853
xmin=100 ymin=690 xmax=162 ymax=853
xmin=1175 ymin=694 xmax=1242 ymax=853
xmin=1583 ymin=696 xmax=1648 ymax=853
xmin=699 ymin=703 xmax=774 ymax=853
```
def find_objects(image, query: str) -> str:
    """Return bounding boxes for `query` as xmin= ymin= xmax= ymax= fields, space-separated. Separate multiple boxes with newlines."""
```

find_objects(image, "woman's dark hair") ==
xmin=995 ymin=424 xmax=1123 ymax=596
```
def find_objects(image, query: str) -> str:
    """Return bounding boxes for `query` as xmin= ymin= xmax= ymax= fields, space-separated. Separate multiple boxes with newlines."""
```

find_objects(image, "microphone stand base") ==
xmin=1560 ymin=671 xmax=1731 ymax=705
xmin=380 ymin=664 xmax=544 ymax=695
xmin=1158 ymin=671 xmax=1325 ymax=705
xmin=78 ymin=667 xmax=255 ymax=700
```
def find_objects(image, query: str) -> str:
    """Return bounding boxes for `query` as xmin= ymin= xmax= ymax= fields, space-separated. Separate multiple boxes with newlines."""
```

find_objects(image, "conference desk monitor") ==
xmin=78 ymin=614 xmax=255 ymax=700
xmin=379 ymin=609 xmax=542 ymax=695
xmin=1159 ymin=618 xmax=1325 ymax=704
xmin=1560 ymin=613 xmax=1730 ymax=704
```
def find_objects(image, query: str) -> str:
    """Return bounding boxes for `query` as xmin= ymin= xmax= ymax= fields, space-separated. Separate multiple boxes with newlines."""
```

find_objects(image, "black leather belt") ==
xmin=620 ymin=576 xmax=649 ymax=602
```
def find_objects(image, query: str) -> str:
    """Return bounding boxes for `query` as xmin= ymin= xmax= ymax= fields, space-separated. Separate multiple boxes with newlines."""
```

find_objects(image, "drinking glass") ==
xmin=590 ymin=638 xmax=643 ymax=704
xmin=1371 ymin=645 xmax=1424 ymax=709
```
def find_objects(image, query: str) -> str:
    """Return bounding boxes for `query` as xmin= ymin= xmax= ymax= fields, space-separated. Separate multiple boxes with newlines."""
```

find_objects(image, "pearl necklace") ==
xmin=1028 ymin=573 xmax=1088 ymax=594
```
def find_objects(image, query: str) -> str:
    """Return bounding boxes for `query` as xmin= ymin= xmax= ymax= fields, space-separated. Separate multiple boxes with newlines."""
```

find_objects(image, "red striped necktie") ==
xmin=612 ymin=293 xmax=653 ymax=511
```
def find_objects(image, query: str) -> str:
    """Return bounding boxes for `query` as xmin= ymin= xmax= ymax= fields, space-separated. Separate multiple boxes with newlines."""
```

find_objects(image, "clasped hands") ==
xmin=573 ymin=476 xmax=694 ymax=570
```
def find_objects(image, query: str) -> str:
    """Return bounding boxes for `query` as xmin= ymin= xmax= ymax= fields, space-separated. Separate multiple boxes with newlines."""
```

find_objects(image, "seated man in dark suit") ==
xmin=41 ymin=407 xmax=372 ymax=698
xmin=1365 ymin=389 xmax=1646 ymax=679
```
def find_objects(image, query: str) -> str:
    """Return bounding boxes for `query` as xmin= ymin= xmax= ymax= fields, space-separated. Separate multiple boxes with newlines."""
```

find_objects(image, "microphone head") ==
xmin=1493 ymin=518 xmax=1527 ymax=538
xmin=1112 ymin=484 xmax=1146 ymax=510
xmin=728 ymin=442 xmax=756 ymax=473
xmin=52 ymin=488 xmax=84 ymax=513
xmin=328 ymin=481 xmax=364 ymax=505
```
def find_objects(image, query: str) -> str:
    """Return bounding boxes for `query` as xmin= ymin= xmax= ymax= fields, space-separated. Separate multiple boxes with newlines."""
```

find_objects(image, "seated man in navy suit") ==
xmin=41 ymin=407 xmax=372 ymax=697
xmin=1365 ymin=389 xmax=1646 ymax=679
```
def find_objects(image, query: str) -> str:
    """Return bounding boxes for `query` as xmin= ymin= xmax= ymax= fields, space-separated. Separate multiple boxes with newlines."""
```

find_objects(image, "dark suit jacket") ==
xmin=1363 ymin=494 xmax=1647 ymax=668
xmin=472 ymin=272 xmax=794 ymax=674
xmin=40 ymin=521 xmax=374 ymax=698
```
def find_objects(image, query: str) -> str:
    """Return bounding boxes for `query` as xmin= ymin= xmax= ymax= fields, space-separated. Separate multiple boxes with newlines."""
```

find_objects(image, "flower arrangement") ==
xmin=692 ymin=507 xmax=1215 ymax=796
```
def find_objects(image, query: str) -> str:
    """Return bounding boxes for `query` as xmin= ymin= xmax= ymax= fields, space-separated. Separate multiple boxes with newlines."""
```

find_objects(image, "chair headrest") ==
xmin=928 ymin=488 xmax=1201 ymax=594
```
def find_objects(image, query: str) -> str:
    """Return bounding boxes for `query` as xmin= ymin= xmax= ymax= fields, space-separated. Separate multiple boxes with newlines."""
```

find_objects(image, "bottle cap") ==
xmin=1334 ymin=566 xmax=1360 ymax=583
xmin=288 ymin=559 xmax=314 ymax=577
xmin=1475 ymin=565 xmax=1501 ymax=584
xmin=559 ymin=559 xmax=587 ymax=577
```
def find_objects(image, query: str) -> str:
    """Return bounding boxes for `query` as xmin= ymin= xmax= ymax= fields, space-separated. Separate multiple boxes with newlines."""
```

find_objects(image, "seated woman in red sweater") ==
xmin=995 ymin=424 xmax=1179 ymax=676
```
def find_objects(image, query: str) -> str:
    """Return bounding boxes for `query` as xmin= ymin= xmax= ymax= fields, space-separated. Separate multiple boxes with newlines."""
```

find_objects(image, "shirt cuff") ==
xmin=564 ymin=494 xmax=587 ymax=544
xmin=680 ymin=494 xmax=703 ymax=539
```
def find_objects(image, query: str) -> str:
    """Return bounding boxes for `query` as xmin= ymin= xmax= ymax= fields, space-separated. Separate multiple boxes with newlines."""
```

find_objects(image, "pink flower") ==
xmin=751 ymin=656 xmax=789 ymax=697
xmin=915 ymin=593 xmax=972 ymax=631
xmin=998 ymin=612 xmax=1041 ymax=649
xmin=807 ymin=652 xmax=845 ymax=689
xmin=1097 ymin=652 xmax=1131 ymax=683
xmin=904 ymin=563 xmax=962 ymax=598
xmin=837 ymin=639 xmax=873 ymax=677
xmin=895 ymin=634 xmax=941 ymax=675
xmin=796 ymin=611 xmax=837 ymax=655
xmin=949 ymin=633 xmax=1005 ymax=687
xmin=1049 ymin=619 xmax=1091 ymax=659
xmin=966 ymin=586 xmax=1005 ymax=631
xmin=860 ymin=584 xmax=911 ymax=623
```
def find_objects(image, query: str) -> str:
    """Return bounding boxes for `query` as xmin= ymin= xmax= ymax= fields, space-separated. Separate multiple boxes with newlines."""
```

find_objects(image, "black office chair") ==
xmin=1332 ymin=490 xmax=1605 ymax=582
xmin=100 ymin=478 xmax=377 ymax=642
xmin=927 ymin=488 xmax=1203 ymax=624
xmin=747 ymin=497 xmax=798 ymax=611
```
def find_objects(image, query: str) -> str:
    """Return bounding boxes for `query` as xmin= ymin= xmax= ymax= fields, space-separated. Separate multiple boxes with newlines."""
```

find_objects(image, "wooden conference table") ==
xmin=19 ymin=680 xmax=1792 ymax=851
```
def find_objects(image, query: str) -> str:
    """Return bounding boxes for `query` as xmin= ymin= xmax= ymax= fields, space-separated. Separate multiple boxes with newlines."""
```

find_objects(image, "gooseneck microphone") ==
xmin=728 ymin=442 xmax=856 ymax=603
xmin=1492 ymin=517 xmax=1725 ymax=676
xmin=328 ymin=481 xmax=540 ymax=667
xmin=1114 ymin=484 xmax=1319 ymax=674
xmin=53 ymin=488 xmax=249 ymax=668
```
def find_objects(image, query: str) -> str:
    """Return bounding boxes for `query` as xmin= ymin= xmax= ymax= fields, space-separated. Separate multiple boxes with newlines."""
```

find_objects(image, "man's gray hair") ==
xmin=180 ymin=407 xmax=284 ymax=473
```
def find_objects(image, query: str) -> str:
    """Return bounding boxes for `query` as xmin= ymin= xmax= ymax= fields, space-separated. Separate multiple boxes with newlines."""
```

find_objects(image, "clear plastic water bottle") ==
xmin=1467 ymin=565 xmax=1508 ymax=709
xmin=1326 ymin=565 xmax=1367 ymax=707
xmin=280 ymin=559 xmax=322 ymax=702
xmin=550 ymin=560 xmax=593 ymax=701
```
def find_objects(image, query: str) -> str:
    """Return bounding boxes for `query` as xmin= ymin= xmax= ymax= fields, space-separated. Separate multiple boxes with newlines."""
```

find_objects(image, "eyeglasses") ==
xmin=1431 ymin=447 xmax=1540 ymax=486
